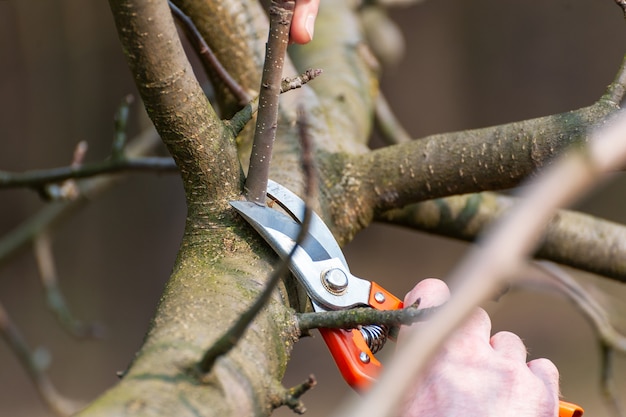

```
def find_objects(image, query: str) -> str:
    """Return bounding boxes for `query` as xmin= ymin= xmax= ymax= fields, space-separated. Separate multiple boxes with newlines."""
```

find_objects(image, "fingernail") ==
xmin=305 ymin=14 xmax=315 ymax=42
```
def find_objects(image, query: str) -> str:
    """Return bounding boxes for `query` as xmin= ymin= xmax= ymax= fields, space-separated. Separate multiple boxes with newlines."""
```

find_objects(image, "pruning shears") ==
xmin=230 ymin=180 xmax=583 ymax=417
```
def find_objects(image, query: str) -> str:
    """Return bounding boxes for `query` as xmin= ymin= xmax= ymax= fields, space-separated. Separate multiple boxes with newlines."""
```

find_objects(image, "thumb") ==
xmin=404 ymin=278 xmax=451 ymax=309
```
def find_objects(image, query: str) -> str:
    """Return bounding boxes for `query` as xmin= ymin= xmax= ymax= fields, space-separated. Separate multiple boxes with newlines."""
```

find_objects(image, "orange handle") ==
xmin=319 ymin=282 xmax=403 ymax=390
xmin=559 ymin=401 xmax=584 ymax=417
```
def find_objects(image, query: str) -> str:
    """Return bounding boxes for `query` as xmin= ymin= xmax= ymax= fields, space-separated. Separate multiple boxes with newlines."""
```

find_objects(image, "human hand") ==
xmin=399 ymin=279 xmax=560 ymax=417
xmin=291 ymin=0 xmax=320 ymax=44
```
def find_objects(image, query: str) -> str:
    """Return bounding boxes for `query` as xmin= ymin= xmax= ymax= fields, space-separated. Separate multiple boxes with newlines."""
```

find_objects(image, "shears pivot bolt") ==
xmin=374 ymin=291 xmax=386 ymax=304
xmin=321 ymin=268 xmax=349 ymax=295
xmin=359 ymin=351 xmax=370 ymax=364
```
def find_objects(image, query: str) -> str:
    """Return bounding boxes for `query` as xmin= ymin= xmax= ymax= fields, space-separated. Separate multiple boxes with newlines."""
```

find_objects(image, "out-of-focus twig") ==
xmin=33 ymin=231 xmax=102 ymax=339
xmin=0 ymin=302 xmax=82 ymax=416
xmin=0 ymin=127 xmax=162 ymax=268
xmin=374 ymin=93 xmax=411 ymax=145
xmin=0 ymin=156 xmax=176 ymax=191
xmin=534 ymin=262 xmax=626 ymax=417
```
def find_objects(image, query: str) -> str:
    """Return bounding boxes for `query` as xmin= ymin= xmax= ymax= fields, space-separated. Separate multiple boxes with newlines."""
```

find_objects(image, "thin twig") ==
xmin=271 ymin=375 xmax=317 ymax=414
xmin=0 ymin=302 xmax=82 ymax=416
xmin=226 ymin=69 xmax=323 ymax=137
xmin=198 ymin=106 xmax=317 ymax=375
xmin=33 ymin=231 xmax=103 ymax=339
xmin=0 ymin=128 xmax=162 ymax=268
xmin=244 ymin=0 xmax=295 ymax=204
xmin=534 ymin=262 xmax=626 ymax=352
xmin=297 ymin=303 xmax=435 ymax=333
xmin=168 ymin=1 xmax=251 ymax=106
xmin=111 ymin=95 xmax=134 ymax=160
xmin=374 ymin=93 xmax=412 ymax=145
xmin=532 ymin=262 xmax=626 ymax=416
xmin=600 ymin=346 xmax=625 ymax=417
xmin=337 ymin=110 xmax=626 ymax=417
xmin=603 ymin=53 xmax=626 ymax=106
xmin=0 ymin=157 xmax=177 ymax=190
xmin=280 ymin=69 xmax=323 ymax=93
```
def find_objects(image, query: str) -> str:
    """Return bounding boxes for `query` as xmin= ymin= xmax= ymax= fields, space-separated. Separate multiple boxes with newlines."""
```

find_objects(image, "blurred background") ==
xmin=1 ymin=0 xmax=625 ymax=416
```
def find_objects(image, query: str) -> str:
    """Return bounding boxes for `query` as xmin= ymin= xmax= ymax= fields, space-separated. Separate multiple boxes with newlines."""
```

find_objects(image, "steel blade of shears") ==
xmin=230 ymin=200 xmax=372 ymax=311
xmin=266 ymin=180 xmax=347 ymax=267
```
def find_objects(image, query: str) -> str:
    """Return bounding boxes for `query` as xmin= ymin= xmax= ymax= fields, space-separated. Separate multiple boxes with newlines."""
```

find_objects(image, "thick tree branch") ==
xmin=321 ymin=101 xmax=619 ymax=243
xmin=109 ymin=0 xmax=242 ymax=207
xmin=380 ymin=192 xmax=626 ymax=283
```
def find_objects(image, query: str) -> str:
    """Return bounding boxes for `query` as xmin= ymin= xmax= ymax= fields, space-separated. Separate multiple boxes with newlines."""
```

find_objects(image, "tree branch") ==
xmin=168 ymin=0 xmax=252 ymax=106
xmin=380 ymin=192 xmax=626 ymax=283
xmin=0 ymin=302 xmax=82 ymax=416
xmin=0 ymin=157 xmax=177 ymax=190
xmin=297 ymin=303 xmax=437 ymax=333
xmin=109 ymin=0 xmax=242 ymax=206
xmin=0 ymin=127 xmax=162 ymax=268
xmin=34 ymin=231 xmax=102 ymax=338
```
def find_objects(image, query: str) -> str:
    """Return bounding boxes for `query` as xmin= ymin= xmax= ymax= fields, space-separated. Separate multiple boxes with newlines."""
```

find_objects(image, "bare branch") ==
xmin=0 ymin=128 xmax=161 ymax=268
xmin=374 ymin=93 xmax=412 ymax=145
xmin=0 ymin=302 xmax=82 ymax=416
xmin=297 ymin=303 xmax=437 ymax=333
xmin=168 ymin=0 xmax=252 ymax=105
xmin=109 ymin=0 xmax=241 ymax=203
xmin=244 ymin=0 xmax=295 ymax=204
xmin=33 ymin=231 xmax=103 ymax=339
xmin=270 ymin=375 xmax=317 ymax=414
xmin=603 ymin=53 xmax=626 ymax=106
xmin=226 ymin=69 xmax=324 ymax=138
xmin=380 ymin=192 xmax=626 ymax=283
xmin=0 ymin=157 xmax=177 ymax=191
xmin=111 ymin=95 xmax=135 ymax=160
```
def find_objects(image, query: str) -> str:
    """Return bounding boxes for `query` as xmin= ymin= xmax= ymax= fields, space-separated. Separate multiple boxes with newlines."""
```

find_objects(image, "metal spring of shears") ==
xmin=359 ymin=324 xmax=389 ymax=354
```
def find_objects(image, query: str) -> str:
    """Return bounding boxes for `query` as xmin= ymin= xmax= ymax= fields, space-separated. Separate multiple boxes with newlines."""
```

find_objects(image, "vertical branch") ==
xmin=244 ymin=0 xmax=295 ymax=204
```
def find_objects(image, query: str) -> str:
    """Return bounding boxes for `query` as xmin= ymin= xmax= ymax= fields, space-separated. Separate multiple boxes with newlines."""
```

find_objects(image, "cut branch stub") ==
xmin=244 ymin=0 xmax=295 ymax=204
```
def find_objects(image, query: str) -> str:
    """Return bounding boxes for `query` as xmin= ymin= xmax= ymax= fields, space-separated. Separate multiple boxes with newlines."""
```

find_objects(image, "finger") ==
xmin=403 ymin=278 xmax=450 ymax=308
xmin=490 ymin=331 xmax=528 ymax=362
xmin=455 ymin=307 xmax=492 ymax=342
xmin=527 ymin=358 xmax=560 ymax=396
xmin=290 ymin=0 xmax=319 ymax=44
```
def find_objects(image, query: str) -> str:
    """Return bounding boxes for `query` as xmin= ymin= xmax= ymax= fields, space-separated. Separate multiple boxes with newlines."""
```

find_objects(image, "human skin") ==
xmin=399 ymin=279 xmax=560 ymax=417
xmin=291 ymin=0 xmax=319 ymax=44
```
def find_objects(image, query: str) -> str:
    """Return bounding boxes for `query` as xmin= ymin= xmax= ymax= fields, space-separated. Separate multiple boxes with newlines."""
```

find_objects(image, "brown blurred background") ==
xmin=1 ymin=1 xmax=625 ymax=416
